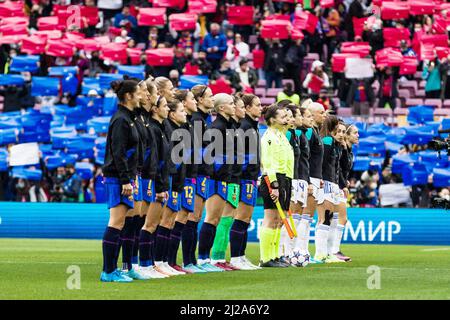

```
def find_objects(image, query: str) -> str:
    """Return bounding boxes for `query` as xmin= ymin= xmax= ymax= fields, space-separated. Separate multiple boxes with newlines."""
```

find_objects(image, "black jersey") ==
xmin=239 ymin=114 xmax=260 ymax=181
xmin=286 ymin=128 xmax=301 ymax=180
xmin=103 ymin=105 xmax=140 ymax=184
xmin=229 ymin=117 xmax=242 ymax=184
xmin=321 ymin=136 xmax=340 ymax=184
xmin=191 ymin=109 xmax=213 ymax=177
xmin=183 ymin=114 xmax=198 ymax=179
xmin=298 ymin=127 xmax=310 ymax=182
xmin=209 ymin=113 xmax=234 ymax=182
xmin=306 ymin=127 xmax=324 ymax=180
xmin=339 ymin=147 xmax=353 ymax=189
xmin=148 ymin=117 xmax=170 ymax=193
xmin=140 ymin=110 xmax=158 ymax=180
xmin=165 ymin=119 xmax=187 ymax=193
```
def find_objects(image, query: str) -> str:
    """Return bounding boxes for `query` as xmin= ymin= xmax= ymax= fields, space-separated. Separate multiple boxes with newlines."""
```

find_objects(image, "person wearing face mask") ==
xmin=210 ymin=94 xmax=247 ymax=271
xmin=314 ymin=117 xmax=347 ymax=264
xmin=181 ymin=84 xmax=215 ymax=272
xmin=197 ymin=93 xmax=236 ymax=272
xmin=231 ymin=58 xmax=258 ymax=93
xmin=258 ymin=104 xmax=294 ymax=268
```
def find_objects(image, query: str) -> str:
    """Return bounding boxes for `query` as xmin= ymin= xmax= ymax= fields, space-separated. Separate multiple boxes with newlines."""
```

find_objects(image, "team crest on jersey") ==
xmin=222 ymin=186 xmax=227 ymax=194
xmin=232 ymin=193 xmax=237 ymax=201
xmin=172 ymin=192 xmax=178 ymax=205
xmin=247 ymin=193 xmax=252 ymax=200
xmin=187 ymin=198 xmax=192 ymax=205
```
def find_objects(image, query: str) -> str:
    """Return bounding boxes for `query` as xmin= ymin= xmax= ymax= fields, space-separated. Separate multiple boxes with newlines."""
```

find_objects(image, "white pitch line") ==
xmin=421 ymin=248 xmax=450 ymax=252
xmin=0 ymin=261 xmax=97 ymax=265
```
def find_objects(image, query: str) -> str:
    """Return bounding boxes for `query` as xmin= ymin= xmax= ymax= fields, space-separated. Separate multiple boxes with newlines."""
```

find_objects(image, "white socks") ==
xmin=327 ymin=213 xmax=339 ymax=255
xmin=279 ymin=225 xmax=288 ymax=257
xmin=295 ymin=214 xmax=312 ymax=256
xmin=315 ymin=224 xmax=330 ymax=257
xmin=332 ymin=224 xmax=345 ymax=254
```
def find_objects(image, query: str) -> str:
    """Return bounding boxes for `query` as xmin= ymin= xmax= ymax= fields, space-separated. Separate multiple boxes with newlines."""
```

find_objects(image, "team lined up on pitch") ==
xmin=100 ymin=76 xmax=358 ymax=282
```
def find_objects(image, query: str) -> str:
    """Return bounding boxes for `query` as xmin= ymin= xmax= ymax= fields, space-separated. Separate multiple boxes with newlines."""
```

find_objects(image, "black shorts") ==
xmin=259 ymin=174 xmax=292 ymax=211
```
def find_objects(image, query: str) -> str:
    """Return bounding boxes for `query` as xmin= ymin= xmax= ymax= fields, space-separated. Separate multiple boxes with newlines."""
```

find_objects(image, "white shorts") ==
xmin=310 ymin=177 xmax=322 ymax=202
xmin=337 ymin=189 xmax=347 ymax=204
xmin=320 ymin=180 xmax=340 ymax=205
xmin=290 ymin=179 xmax=299 ymax=203
xmin=297 ymin=179 xmax=309 ymax=207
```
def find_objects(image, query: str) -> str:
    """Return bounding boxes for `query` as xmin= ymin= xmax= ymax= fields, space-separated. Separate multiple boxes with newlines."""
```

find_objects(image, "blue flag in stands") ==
xmin=0 ymin=149 xmax=8 ymax=172
xmin=48 ymin=66 xmax=78 ymax=76
xmin=0 ymin=128 xmax=18 ymax=145
xmin=432 ymin=168 xmax=450 ymax=187
xmin=392 ymin=153 xmax=419 ymax=174
xmin=366 ymin=122 xmax=389 ymax=137
xmin=9 ymin=55 xmax=40 ymax=73
xmin=442 ymin=118 xmax=450 ymax=131
xmin=51 ymin=130 xmax=78 ymax=149
xmin=385 ymin=141 xmax=403 ymax=155
xmin=99 ymin=73 xmax=122 ymax=91
xmin=353 ymin=156 xmax=370 ymax=171
xmin=31 ymin=77 xmax=60 ymax=96
xmin=180 ymin=75 xmax=208 ymax=89
xmin=418 ymin=150 xmax=449 ymax=173
xmin=61 ymin=73 xmax=79 ymax=95
xmin=402 ymin=163 xmax=429 ymax=186
xmin=87 ymin=117 xmax=111 ymax=134
xmin=356 ymin=136 xmax=386 ymax=157
xmin=75 ymin=162 xmax=94 ymax=180
xmin=407 ymin=105 xmax=434 ymax=125
xmin=401 ymin=125 xmax=434 ymax=145
xmin=82 ymin=78 xmax=101 ymax=95
xmin=0 ymin=74 xmax=25 ymax=86
xmin=18 ymin=131 xmax=51 ymax=144
xmin=0 ymin=118 xmax=21 ymax=130
xmin=117 ymin=65 xmax=145 ymax=80
xmin=102 ymin=96 xmax=118 ymax=116
xmin=11 ymin=167 xmax=42 ymax=181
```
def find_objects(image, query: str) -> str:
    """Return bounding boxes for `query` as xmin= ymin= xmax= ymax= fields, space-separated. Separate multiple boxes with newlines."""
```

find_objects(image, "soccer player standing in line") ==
xmin=296 ymin=102 xmax=327 ymax=264
xmin=329 ymin=124 xmax=358 ymax=262
xmin=210 ymin=94 xmax=245 ymax=270
xmin=229 ymin=94 xmax=263 ymax=270
xmin=314 ymin=116 xmax=346 ymax=263
xmin=100 ymin=79 xmax=141 ymax=283
xmin=197 ymin=93 xmax=236 ymax=271
xmin=182 ymin=85 xmax=215 ymax=271
xmin=259 ymin=104 xmax=294 ymax=268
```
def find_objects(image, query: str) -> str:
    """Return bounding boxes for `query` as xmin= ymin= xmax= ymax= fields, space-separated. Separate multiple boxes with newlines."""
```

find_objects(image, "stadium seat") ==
xmin=371 ymin=108 xmax=393 ymax=117
xmin=266 ymin=88 xmax=282 ymax=97
xmin=260 ymin=97 xmax=275 ymax=106
xmin=414 ymin=89 xmax=425 ymax=98
xmin=337 ymin=107 xmax=352 ymax=117
xmin=257 ymin=79 xmax=266 ymax=88
xmin=254 ymin=87 xmax=265 ymax=98
xmin=398 ymin=88 xmax=410 ymax=100
xmin=443 ymin=100 xmax=450 ymax=108
xmin=394 ymin=108 xmax=409 ymax=116
xmin=419 ymin=80 xmax=426 ymax=89
xmin=282 ymin=79 xmax=294 ymax=87
xmin=423 ymin=99 xmax=442 ymax=108
xmin=434 ymin=109 xmax=450 ymax=117
xmin=405 ymin=98 xmax=423 ymax=108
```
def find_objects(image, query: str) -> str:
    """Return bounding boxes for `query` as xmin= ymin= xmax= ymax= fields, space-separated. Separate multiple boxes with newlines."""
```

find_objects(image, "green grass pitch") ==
xmin=1 ymin=238 xmax=449 ymax=300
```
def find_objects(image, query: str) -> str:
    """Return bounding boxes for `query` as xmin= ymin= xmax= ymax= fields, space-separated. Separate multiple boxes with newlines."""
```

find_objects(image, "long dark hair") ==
xmin=262 ymin=104 xmax=281 ymax=126
xmin=320 ymin=115 xmax=340 ymax=137
xmin=110 ymin=78 xmax=138 ymax=102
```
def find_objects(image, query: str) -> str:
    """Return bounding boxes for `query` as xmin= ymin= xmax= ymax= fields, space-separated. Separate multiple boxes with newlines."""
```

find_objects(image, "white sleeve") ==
xmin=303 ymin=73 xmax=312 ymax=89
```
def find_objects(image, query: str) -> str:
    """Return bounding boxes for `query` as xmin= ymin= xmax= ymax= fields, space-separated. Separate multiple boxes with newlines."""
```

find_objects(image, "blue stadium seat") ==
xmin=99 ymin=73 xmax=122 ymax=91
xmin=0 ymin=128 xmax=18 ymax=146
xmin=48 ymin=66 xmax=78 ymax=76
xmin=402 ymin=163 xmax=429 ymax=186
xmin=87 ymin=117 xmax=111 ymax=134
xmin=81 ymin=78 xmax=101 ymax=95
xmin=0 ymin=148 xmax=8 ymax=172
xmin=392 ymin=153 xmax=419 ymax=174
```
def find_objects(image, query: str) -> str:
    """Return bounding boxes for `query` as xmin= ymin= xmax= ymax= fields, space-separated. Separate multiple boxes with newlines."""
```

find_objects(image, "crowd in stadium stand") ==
xmin=0 ymin=0 xmax=449 ymax=207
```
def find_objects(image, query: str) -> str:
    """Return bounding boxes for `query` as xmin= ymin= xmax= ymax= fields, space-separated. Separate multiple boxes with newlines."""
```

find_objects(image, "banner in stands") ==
xmin=0 ymin=203 xmax=448 ymax=245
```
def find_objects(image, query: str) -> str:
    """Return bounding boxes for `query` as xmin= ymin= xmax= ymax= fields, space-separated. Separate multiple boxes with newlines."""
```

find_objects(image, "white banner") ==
xmin=345 ymin=58 xmax=374 ymax=79
xmin=9 ymin=143 xmax=40 ymax=167
xmin=379 ymin=183 xmax=412 ymax=207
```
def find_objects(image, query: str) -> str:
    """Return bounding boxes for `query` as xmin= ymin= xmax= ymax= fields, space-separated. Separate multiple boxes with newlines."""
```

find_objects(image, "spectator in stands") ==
xmin=378 ymin=66 xmax=399 ymax=109
xmin=231 ymin=58 xmax=258 ymax=93
xmin=345 ymin=0 xmax=366 ymax=41
xmin=202 ymin=23 xmax=227 ymax=71
xmin=192 ymin=49 xmax=213 ymax=78
xmin=12 ymin=178 xmax=31 ymax=202
xmin=346 ymin=78 xmax=374 ymax=115
xmin=362 ymin=19 xmax=383 ymax=57
xmin=113 ymin=5 xmax=137 ymax=40
xmin=98 ymin=0 xmax=124 ymax=22
xmin=212 ymin=59 xmax=236 ymax=86
xmin=400 ymin=40 xmax=416 ymax=57
xmin=325 ymin=8 xmax=341 ymax=63
xmin=261 ymin=39 xmax=286 ymax=89
xmin=115 ymin=28 xmax=131 ymax=43
xmin=277 ymin=82 xmax=300 ymax=105
xmin=439 ymin=55 xmax=450 ymax=100
xmin=302 ymin=60 xmax=329 ymax=101
xmin=147 ymin=27 xmax=160 ymax=49
xmin=422 ymin=57 xmax=442 ymax=99
xmin=88 ymin=51 xmax=109 ymax=77
xmin=226 ymin=33 xmax=250 ymax=70
xmin=284 ymin=38 xmax=306 ymax=94
xmin=169 ymin=69 xmax=180 ymax=89
xmin=62 ymin=164 xmax=82 ymax=202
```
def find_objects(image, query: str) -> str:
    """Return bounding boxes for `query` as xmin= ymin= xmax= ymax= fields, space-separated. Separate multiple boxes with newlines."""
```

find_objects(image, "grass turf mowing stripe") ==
xmin=0 ymin=238 xmax=449 ymax=300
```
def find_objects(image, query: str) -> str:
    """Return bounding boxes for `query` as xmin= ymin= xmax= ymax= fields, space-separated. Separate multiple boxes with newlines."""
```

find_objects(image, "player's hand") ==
xmin=320 ymin=180 xmax=324 ymax=188
xmin=270 ymin=188 xmax=279 ymax=202
xmin=122 ymin=184 xmax=133 ymax=196
xmin=155 ymin=192 xmax=166 ymax=202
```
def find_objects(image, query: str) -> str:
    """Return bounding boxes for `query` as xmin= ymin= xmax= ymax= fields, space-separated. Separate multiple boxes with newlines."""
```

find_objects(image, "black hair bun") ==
xmin=110 ymin=80 xmax=123 ymax=94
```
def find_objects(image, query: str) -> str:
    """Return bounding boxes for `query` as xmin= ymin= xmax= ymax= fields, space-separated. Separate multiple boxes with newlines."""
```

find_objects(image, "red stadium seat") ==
xmin=405 ymin=98 xmax=424 ymax=107
xmin=254 ymin=87 xmax=265 ymax=98
xmin=266 ymin=88 xmax=282 ymax=97
xmin=424 ymin=99 xmax=442 ymax=109
xmin=260 ymin=97 xmax=275 ymax=106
